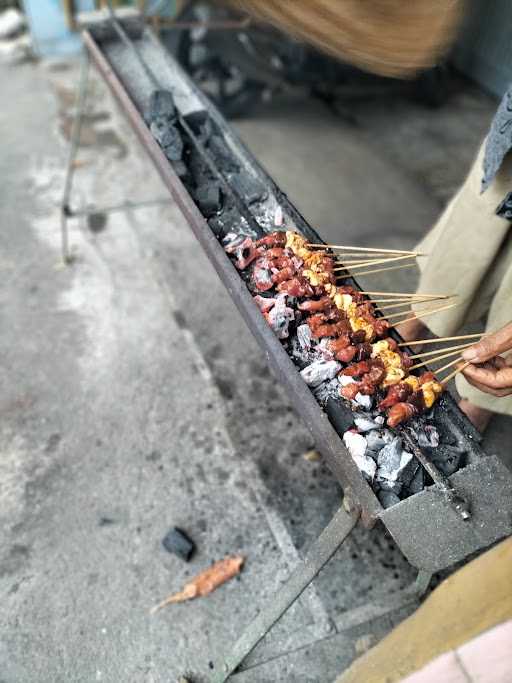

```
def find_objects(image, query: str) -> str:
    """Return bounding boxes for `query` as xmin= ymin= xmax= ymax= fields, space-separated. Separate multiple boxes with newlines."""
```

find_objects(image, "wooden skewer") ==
xmin=375 ymin=296 xmax=456 ymax=312
xmin=369 ymin=295 xmax=450 ymax=303
xmin=333 ymin=253 xmax=418 ymax=270
xmin=409 ymin=347 xmax=469 ymax=371
xmin=360 ymin=291 xmax=449 ymax=299
xmin=440 ymin=361 xmax=472 ymax=385
xmin=408 ymin=341 xmax=474 ymax=360
xmin=336 ymin=263 xmax=417 ymax=278
xmin=307 ymin=243 xmax=425 ymax=256
xmin=385 ymin=301 xmax=458 ymax=322
xmin=398 ymin=333 xmax=484 ymax=347
xmin=329 ymin=251 xmax=414 ymax=258
xmin=432 ymin=356 xmax=465 ymax=376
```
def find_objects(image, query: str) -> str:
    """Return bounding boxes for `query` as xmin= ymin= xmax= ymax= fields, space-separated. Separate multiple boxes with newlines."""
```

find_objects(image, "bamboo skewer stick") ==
xmin=333 ymin=254 xmax=418 ymax=270
xmin=369 ymin=296 xmax=451 ymax=304
xmin=397 ymin=333 xmax=484 ymax=347
xmin=408 ymin=341 xmax=474 ymax=360
xmin=360 ymin=291 xmax=451 ymax=299
xmin=409 ymin=347 xmax=470 ymax=371
xmin=432 ymin=356 xmax=465 ymax=376
xmin=374 ymin=296 xmax=456 ymax=312
xmin=440 ymin=361 xmax=472 ymax=385
xmin=385 ymin=301 xmax=458 ymax=322
xmin=307 ymin=243 xmax=425 ymax=256
xmin=336 ymin=263 xmax=417 ymax=278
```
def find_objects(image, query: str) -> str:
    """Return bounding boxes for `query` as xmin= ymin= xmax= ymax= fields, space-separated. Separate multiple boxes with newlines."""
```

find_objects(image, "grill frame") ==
xmin=81 ymin=24 xmax=512 ymax=567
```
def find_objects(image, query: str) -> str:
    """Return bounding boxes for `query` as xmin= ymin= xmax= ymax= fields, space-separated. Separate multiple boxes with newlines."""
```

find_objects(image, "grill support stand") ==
xmin=59 ymin=48 xmax=171 ymax=265
xmin=212 ymin=500 xmax=432 ymax=682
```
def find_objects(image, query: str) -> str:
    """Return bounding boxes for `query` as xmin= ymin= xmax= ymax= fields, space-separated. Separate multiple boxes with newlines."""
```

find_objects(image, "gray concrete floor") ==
xmin=0 ymin=56 xmax=510 ymax=683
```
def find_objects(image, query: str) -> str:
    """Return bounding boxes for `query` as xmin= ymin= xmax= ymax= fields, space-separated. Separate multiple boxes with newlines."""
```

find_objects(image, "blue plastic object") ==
xmin=22 ymin=0 xmax=95 ymax=57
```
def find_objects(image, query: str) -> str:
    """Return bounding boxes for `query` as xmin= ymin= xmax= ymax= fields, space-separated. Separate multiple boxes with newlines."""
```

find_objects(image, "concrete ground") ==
xmin=0 ymin=54 xmax=510 ymax=683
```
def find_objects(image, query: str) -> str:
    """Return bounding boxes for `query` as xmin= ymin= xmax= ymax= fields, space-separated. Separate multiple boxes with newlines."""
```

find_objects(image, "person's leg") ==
xmin=398 ymin=141 xmax=511 ymax=344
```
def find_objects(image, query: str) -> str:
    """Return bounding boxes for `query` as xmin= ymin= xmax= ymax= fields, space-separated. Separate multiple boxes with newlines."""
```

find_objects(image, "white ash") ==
xmin=366 ymin=429 xmax=394 ymax=452
xmin=354 ymin=393 xmax=373 ymax=410
xmin=353 ymin=413 xmax=385 ymax=433
xmin=410 ymin=424 xmax=440 ymax=448
xmin=313 ymin=377 xmax=341 ymax=404
xmin=300 ymin=359 xmax=341 ymax=387
xmin=266 ymin=295 xmax=295 ymax=339
xmin=377 ymin=442 xmax=418 ymax=490
xmin=338 ymin=374 xmax=355 ymax=387
xmin=296 ymin=324 xmax=312 ymax=352
xmin=343 ymin=431 xmax=376 ymax=482
xmin=317 ymin=337 xmax=335 ymax=360
xmin=376 ymin=437 xmax=402 ymax=476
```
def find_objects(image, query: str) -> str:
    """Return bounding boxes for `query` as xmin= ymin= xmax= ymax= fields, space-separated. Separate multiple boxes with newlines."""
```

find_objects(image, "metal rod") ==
xmin=400 ymin=429 xmax=471 ymax=520
xmin=212 ymin=504 xmax=360 ymax=682
xmin=61 ymin=50 xmax=90 ymax=264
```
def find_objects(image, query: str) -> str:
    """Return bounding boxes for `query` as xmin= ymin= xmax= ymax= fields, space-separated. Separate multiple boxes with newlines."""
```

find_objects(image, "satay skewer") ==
xmin=409 ymin=347 xmax=470 ymax=371
xmin=374 ymin=295 xmax=457 ymax=312
xmin=408 ymin=341 xmax=474 ymax=360
xmin=386 ymin=301 xmax=459 ymax=322
xmin=432 ymin=355 xmax=465 ymax=376
xmin=307 ymin=243 xmax=425 ymax=256
xmin=361 ymin=291 xmax=452 ymax=299
xmin=440 ymin=361 xmax=472 ymax=385
xmin=336 ymin=263 xmax=417 ymax=278
xmin=333 ymin=254 xmax=418 ymax=270
xmin=397 ymin=333 xmax=485 ymax=347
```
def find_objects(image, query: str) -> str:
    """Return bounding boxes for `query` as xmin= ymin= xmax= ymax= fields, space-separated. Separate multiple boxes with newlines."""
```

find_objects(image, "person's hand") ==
xmin=461 ymin=322 xmax=512 ymax=397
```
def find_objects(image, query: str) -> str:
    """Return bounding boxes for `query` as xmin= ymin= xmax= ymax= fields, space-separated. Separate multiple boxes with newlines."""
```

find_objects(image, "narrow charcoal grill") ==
xmin=67 ymin=10 xmax=512 ymax=681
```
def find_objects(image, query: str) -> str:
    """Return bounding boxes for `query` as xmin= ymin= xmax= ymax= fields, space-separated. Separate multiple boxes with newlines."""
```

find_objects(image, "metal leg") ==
xmin=61 ymin=50 xmax=90 ymax=264
xmin=211 ymin=504 xmax=360 ymax=683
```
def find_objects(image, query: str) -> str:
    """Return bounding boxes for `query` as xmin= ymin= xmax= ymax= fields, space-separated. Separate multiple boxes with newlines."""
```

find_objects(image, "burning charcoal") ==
xmin=267 ymin=295 xmax=295 ymax=340
xmin=195 ymin=183 xmax=222 ymax=217
xmin=297 ymin=324 xmax=312 ymax=352
xmin=253 ymin=295 xmax=276 ymax=314
xmin=325 ymin=397 xmax=354 ymax=433
xmin=377 ymin=437 xmax=402 ymax=475
xmin=314 ymin=378 xmax=342 ymax=404
xmin=379 ymin=479 xmax=403 ymax=495
xmin=366 ymin=429 xmax=392 ymax=452
xmin=300 ymin=359 xmax=341 ymax=387
xmin=429 ymin=444 xmax=464 ymax=476
xmin=227 ymin=171 xmax=267 ymax=205
xmin=410 ymin=424 xmax=440 ymax=448
xmin=354 ymin=413 xmax=385 ymax=433
xmin=162 ymin=527 xmax=196 ymax=562
xmin=343 ymin=431 xmax=367 ymax=459
xmin=354 ymin=393 xmax=373 ymax=410
xmin=343 ymin=431 xmax=376 ymax=481
xmin=407 ymin=466 xmax=425 ymax=495
xmin=378 ymin=490 xmax=401 ymax=509
xmin=339 ymin=375 xmax=355 ymax=388
xmin=149 ymin=117 xmax=184 ymax=163
xmin=147 ymin=89 xmax=176 ymax=123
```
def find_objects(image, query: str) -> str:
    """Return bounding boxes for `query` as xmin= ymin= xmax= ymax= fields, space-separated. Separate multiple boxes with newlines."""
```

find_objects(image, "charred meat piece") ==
xmin=374 ymin=318 xmax=391 ymax=337
xmin=387 ymin=401 xmax=419 ymax=427
xmin=350 ymin=329 xmax=367 ymax=345
xmin=378 ymin=382 xmax=413 ymax=410
xmin=340 ymin=382 xmax=361 ymax=401
xmin=277 ymin=276 xmax=315 ymax=298
xmin=327 ymin=334 xmax=352 ymax=354
xmin=253 ymin=258 xmax=274 ymax=292
xmin=341 ymin=360 xmax=371 ymax=377
xmin=272 ymin=266 xmax=297 ymax=285
xmin=354 ymin=342 xmax=373 ymax=361
xmin=233 ymin=237 xmax=260 ymax=270
xmin=335 ymin=345 xmax=358 ymax=362
xmin=256 ymin=231 xmax=287 ymax=248
xmin=253 ymin=295 xmax=276 ymax=313
xmin=298 ymin=296 xmax=334 ymax=313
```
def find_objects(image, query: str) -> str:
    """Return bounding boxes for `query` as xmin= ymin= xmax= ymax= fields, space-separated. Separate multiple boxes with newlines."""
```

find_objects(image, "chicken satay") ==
xmin=340 ymin=382 xmax=361 ymax=401
xmin=298 ymin=296 xmax=333 ymax=313
xmin=335 ymin=345 xmax=358 ymax=362
xmin=272 ymin=266 xmax=298 ymax=285
xmin=327 ymin=334 xmax=352 ymax=354
xmin=277 ymin=276 xmax=314 ymax=298
xmin=256 ymin=231 xmax=287 ymax=248
xmin=253 ymin=258 xmax=274 ymax=291
xmin=341 ymin=360 xmax=371 ymax=377
xmin=378 ymin=382 xmax=413 ymax=410
xmin=387 ymin=402 xmax=419 ymax=428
